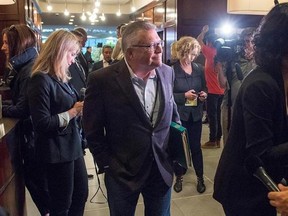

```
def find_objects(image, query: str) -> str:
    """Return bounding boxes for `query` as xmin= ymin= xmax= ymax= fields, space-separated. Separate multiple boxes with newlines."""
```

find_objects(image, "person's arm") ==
xmin=197 ymin=25 xmax=209 ymax=47
xmin=268 ymin=184 xmax=288 ymax=215
xmin=111 ymin=38 xmax=121 ymax=60
xmin=83 ymin=72 xmax=109 ymax=174
xmin=216 ymin=62 xmax=227 ymax=89
xmin=2 ymin=75 xmax=30 ymax=118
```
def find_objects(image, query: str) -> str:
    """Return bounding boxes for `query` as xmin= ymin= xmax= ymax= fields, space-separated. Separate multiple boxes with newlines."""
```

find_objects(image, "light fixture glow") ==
xmin=95 ymin=0 xmax=100 ymax=7
xmin=81 ymin=13 xmax=87 ymax=21
xmin=47 ymin=4 xmax=53 ymax=11
xmin=131 ymin=0 xmax=136 ymax=12
xmin=93 ymin=7 xmax=99 ymax=13
xmin=64 ymin=9 xmax=69 ymax=16
xmin=64 ymin=0 xmax=69 ymax=16
xmin=219 ymin=23 xmax=235 ymax=37
xmin=116 ymin=0 xmax=121 ymax=16
xmin=100 ymin=13 xmax=106 ymax=21
xmin=0 ymin=0 xmax=15 ymax=5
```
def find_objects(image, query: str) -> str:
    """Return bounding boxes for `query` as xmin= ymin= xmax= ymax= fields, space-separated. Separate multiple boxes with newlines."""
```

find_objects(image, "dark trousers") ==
xmin=207 ymin=93 xmax=223 ymax=141
xmin=47 ymin=156 xmax=88 ymax=216
xmin=182 ymin=118 xmax=204 ymax=177
xmin=24 ymin=159 xmax=50 ymax=215
xmin=104 ymin=160 xmax=171 ymax=216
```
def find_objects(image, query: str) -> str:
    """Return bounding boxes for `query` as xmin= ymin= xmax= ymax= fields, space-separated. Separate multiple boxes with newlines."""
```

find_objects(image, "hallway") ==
xmin=26 ymin=123 xmax=226 ymax=216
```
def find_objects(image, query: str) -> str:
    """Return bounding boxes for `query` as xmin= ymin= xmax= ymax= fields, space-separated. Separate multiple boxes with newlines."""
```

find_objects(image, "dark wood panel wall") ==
xmin=176 ymin=0 xmax=263 ymax=38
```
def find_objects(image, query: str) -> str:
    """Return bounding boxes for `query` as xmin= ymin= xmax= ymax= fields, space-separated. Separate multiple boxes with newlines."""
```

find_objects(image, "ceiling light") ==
xmin=95 ymin=0 xmax=100 ymax=7
xmin=116 ymin=0 xmax=121 ymax=16
xmin=64 ymin=0 xmax=69 ymax=16
xmin=0 ymin=0 xmax=15 ymax=5
xmin=100 ymin=13 xmax=106 ymax=21
xmin=80 ymin=0 xmax=86 ymax=21
xmin=81 ymin=12 xmax=87 ymax=21
xmin=93 ymin=7 xmax=99 ymax=13
xmin=47 ymin=4 xmax=52 ymax=11
xmin=131 ymin=0 xmax=136 ymax=12
xmin=89 ymin=13 xmax=97 ymax=22
xmin=64 ymin=9 xmax=69 ymax=16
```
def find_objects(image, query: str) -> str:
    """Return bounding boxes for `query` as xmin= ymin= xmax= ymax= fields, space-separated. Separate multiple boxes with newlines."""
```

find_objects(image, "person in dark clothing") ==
xmin=1 ymin=24 xmax=50 ymax=216
xmin=84 ymin=46 xmax=94 ymax=71
xmin=28 ymin=29 xmax=88 ymax=216
xmin=83 ymin=21 xmax=180 ymax=216
xmin=92 ymin=45 xmax=113 ymax=71
xmin=172 ymin=36 xmax=207 ymax=194
xmin=214 ymin=3 xmax=288 ymax=215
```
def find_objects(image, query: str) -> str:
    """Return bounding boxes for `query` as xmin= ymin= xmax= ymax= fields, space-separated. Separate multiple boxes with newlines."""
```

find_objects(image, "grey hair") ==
xmin=121 ymin=21 xmax=157 ymax=54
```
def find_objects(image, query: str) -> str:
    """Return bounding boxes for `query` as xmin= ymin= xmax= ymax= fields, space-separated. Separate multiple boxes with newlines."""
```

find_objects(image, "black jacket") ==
xmin=28 ymin=73 xmax=83 ymax=163
xmin=3 ymin=47 xmax=38 ymax=118
xmin=173 ymin=61 xmax=206 ymax=122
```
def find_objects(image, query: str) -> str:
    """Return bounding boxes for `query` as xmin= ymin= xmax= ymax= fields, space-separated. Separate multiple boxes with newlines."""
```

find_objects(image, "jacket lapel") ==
xmin=51 ymin=75 xmax=78 ymax=100
xmin=114 ymin=60 xmax=152 ymax=128
xmin=153 ymin=67 xmax=166 ymax=127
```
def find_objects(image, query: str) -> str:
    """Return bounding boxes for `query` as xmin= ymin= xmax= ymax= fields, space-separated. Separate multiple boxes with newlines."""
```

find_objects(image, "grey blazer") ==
xmin=83 ymin=59 xmax=180 ymax=190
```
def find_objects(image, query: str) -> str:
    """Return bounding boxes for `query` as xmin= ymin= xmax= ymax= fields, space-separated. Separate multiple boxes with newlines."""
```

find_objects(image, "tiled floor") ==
xmin=26 ymin=123 xmax=226 ymax=216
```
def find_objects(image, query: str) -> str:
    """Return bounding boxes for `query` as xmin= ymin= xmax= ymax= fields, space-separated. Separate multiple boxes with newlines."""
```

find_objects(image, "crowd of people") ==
xmin=1 ymin=2 xmax=288 ymax=215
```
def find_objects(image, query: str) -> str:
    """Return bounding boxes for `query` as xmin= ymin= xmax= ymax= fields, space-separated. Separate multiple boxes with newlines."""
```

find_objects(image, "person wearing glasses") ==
xmin=1 ymin=24 xmax=50 ymax=216
xmin=27 ymin=30 xmax=88 ymax=215
xmin=83 ymin=21 xmax=180 ymax=215
xmin=172 ymin=36 xmax=207 ymax=194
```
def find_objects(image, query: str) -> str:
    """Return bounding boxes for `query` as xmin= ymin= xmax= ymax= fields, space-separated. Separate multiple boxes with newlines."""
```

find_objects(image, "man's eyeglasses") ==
xmin=131 ymin=40 xmax=164 ymax=51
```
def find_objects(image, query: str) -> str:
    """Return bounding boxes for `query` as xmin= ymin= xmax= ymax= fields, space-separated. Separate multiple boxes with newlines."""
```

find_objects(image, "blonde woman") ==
xmin=172 ymin=36 xmax=207 ymax=193
xmin=28 ymin=30 xmax=88 ymax=215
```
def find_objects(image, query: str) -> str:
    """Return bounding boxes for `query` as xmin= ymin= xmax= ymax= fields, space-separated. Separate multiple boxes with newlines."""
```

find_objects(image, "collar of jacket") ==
xmin=9 ymin=46 xmax=38 ymax=72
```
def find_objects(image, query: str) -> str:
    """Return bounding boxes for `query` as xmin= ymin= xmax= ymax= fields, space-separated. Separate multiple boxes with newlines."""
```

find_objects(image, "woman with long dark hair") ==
xmin=1 ymin=24 xmax=50 ymax=216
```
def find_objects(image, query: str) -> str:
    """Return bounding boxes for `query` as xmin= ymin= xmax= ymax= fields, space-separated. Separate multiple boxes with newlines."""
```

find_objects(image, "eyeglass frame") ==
xmin=130 ymin=40 xmax=164 ymax=51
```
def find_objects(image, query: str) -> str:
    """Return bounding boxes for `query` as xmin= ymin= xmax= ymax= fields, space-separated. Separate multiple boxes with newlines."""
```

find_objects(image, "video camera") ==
xmin=213 ymin=37 xmax=243 ymax=62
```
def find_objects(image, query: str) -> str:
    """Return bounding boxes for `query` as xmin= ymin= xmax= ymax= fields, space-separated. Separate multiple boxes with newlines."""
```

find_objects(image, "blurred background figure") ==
xmin=74 ymin=27 xmax=89 ymax=76
xmin=1 ymin=24 xmax=50 ymax=216
xmin=197 ymin=25 xmax=224 ymax=149
xmin=166 ymin=40 xmax=178 ymax=66
xmin=84 ymin=46 xmax=94 ymax=72
xmin=92 ymin=45 xmax=113 ymax=71
xmin=111 ymin=23 xmax=127 ymax=62
xmin=216 ymin=27 xmax=256 ymax=145
xmin=69 ymin=30 xmax=87 ymax=95
xmin=28 ymin=29 xmax=88 ymax=215
xmin=172 ymin=36 xmax=207 ymax=194
xmin=214 ymin=3 xmax=288 ymax=215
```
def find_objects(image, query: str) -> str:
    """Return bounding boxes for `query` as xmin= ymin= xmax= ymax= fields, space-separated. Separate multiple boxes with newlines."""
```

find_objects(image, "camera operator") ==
xmin=216 ymin=27 xmax=256 ymax=145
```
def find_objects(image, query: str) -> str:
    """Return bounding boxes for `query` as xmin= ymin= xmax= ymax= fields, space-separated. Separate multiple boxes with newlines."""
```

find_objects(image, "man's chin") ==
xmin=153 ymin=60 xmax=162 ymax=67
